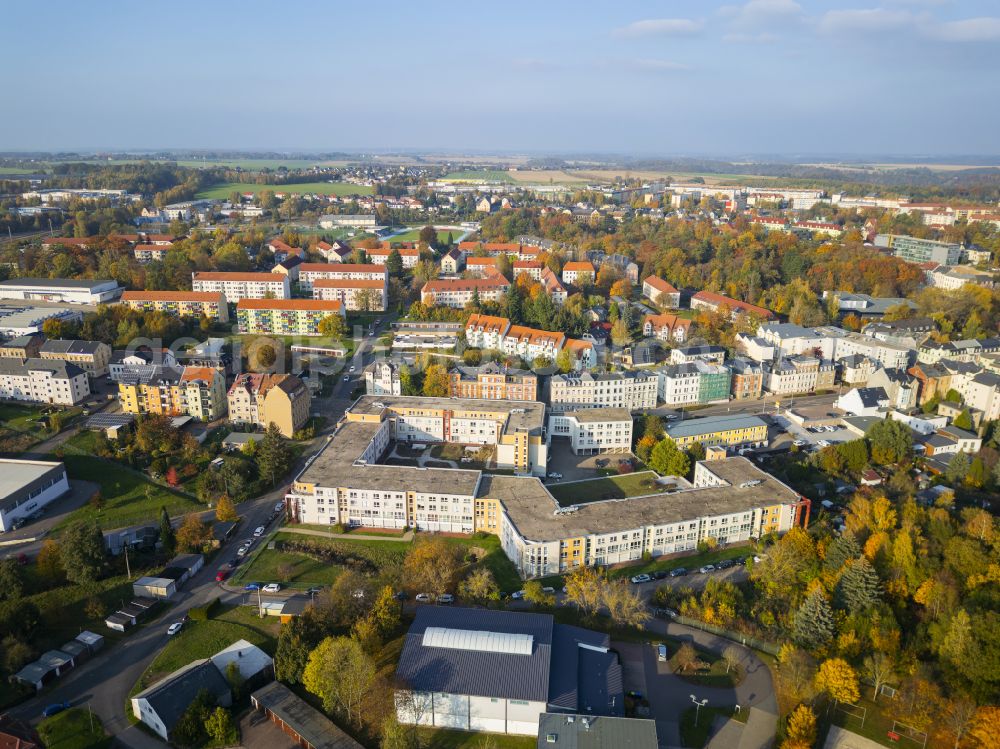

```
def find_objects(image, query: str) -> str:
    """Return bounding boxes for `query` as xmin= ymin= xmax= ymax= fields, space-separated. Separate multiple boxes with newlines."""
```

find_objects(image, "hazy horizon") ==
xmin=4 ymin=0 xmax=1000 ymax=156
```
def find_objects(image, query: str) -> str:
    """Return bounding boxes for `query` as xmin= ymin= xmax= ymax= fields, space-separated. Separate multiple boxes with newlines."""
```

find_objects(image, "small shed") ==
xmin=13 ymin=649 xmax=75 ymax=689
xmin=164 ymin=554 xmax=204 ymax=586
xmin=222 ymin=432 xmax=259 ymax=451
xmin=76 ymin=630 xmax=105 ymax=653
xmin=279 ymin=595 xmax=313 ymax=624
xmin=59 ymin=639 xmax=89 ymax=665
xmin=133 ymin=575 xmax=177 ymax=600
xmin=105 ymin=611 xmax=135 ymax=632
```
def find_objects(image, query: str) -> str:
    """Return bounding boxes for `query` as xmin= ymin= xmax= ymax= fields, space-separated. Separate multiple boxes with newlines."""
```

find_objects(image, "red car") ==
xmin=215 ymin=569 xmax=229 ymax=582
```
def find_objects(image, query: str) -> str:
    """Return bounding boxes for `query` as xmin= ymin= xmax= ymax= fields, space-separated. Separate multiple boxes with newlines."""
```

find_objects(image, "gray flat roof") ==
xmin=560 ymin=407 xmax=632 ymax=423
xmin=666 ymin=414 xmax=767 ymax=438
xmin=0 ymin=278 xmax=118 ymax=290
xmin=0 ymin=459 xmax=64 ymax=500
xmin=482 ymin=458 xmax=800 ymax=542
xmin=537 ymin=714 xmax=658 ymax=749
xmin=297 ymin=419 xmax=482 ymax=496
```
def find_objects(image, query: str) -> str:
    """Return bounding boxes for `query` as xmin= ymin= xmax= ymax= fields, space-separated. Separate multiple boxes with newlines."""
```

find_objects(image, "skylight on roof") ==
xmin=422 ymin=626 xmax=533 ymax=655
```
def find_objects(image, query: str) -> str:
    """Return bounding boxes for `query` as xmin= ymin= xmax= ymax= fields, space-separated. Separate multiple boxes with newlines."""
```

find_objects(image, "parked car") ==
xmin=42 ymin=702 xmax=70 ymax=718
xmin=817 ymin=439 xmax=831 ymax=448
xmin=253 ymin=526 xmax=266 ymax=537
xmin=541 ymin=586 xmax=555 ymax=594
xmin=236 ymin=545 xmax=250 ymax=558
xmin=630 ymin=573 xmax=652 ymax=584
xmin=717 ymin=559 xmax=737 ymax=570
xmin=307 ymin=587 xmax=322 ymax=596
xmin=792 ymin=439 xmax=807 ymax=447
xmin=652 ymin=570 xmax=668 ymax=580
xmin=437 ymin=593 xmax=455 ymax=604
xmin=546 ymin=472 xmax=563 ymax=480
xmin=669 ymin=567 xmax=688 ymax=577
xmin=263 ymin=583 xmax=281 ymax=593
xmin=274 ymin=501 xmax=285 ymax=513
xmin=244 ymin=582 xmax=261 ymax=591
xmin=415 ymin=593 xmax=432 ymax=603
xmin=595 ymin=458 xmax=610 ymax=467
xmin=511 ymin=590 xmax=525 ymax=600
xmin=662 ymin=607 xmax=679 ymax=619
xmin=215 ymin=569 xmax=229 ymax=582
xmin=167 ymin=621 xmax=184 ymax=636
xmin=699 ymin=564 xmax=716 ymax=574
xmin=349 ymin=366 xmax=356 ymax=373
xmin=664 ymin=413 xmax=679 ymax=421
xmin=657 ymin=644 xmax=668 ymax=662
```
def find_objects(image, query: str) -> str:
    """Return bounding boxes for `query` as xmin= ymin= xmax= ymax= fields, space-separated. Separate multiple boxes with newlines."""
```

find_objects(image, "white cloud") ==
xmin=613 ymin=18 xmax=703 ymax=38
xmin=819 ymin=8 xmax=916 ymax=34
xmin=719 ymin=0 xmax=803 ymax=28
xmin=931 ymin=17 xmax=1000 ymax=42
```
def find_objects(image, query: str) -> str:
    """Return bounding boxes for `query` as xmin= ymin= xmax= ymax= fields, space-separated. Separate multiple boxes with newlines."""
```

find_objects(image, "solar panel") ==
xmin=85 ymin=413 xmax=135 ymax=429
xmin=423 ymin=626 xmax=533 ymax=655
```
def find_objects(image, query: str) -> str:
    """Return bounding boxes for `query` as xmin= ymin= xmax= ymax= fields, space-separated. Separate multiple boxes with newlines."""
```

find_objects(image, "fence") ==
xmin=673 ymin=613 xmax=782 ymax=656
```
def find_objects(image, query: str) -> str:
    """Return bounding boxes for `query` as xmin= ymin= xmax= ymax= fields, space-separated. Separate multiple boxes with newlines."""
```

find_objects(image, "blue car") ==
xmin=42 ymin=702 xmax=70 ymax=717
xmin=244 ymin=582 xmax=261 ymax=591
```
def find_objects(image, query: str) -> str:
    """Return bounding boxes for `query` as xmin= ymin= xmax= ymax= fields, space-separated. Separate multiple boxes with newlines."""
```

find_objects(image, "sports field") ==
xmin=196 ymin=181 xmax=374 ymax=199
xmin=388 ymin=227 xmax=460 ymax=243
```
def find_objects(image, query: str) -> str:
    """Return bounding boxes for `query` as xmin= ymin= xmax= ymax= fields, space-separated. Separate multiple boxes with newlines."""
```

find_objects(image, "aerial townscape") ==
xmin=1 ymin=3 xmax=999 ymax=749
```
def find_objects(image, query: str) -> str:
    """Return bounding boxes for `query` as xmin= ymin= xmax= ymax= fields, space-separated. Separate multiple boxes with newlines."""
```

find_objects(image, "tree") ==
xmin=945 ymin=452 xmax=971 ymax=484
xmin=386 ymin=249 xmax=403 ymax=276
xmin=835 ymin=557 xmax=882 ymax=614
xmin=648 ymin=437 xmax=690 ymax=477
xmin=458 ymin=568 xmax=500 ymax=604
xmin=366 ymin=585 xmax=401 ymax=639
xmin=381 ymin=717 xmax=419 ymax=749
xmin=36 ymin=539 xmax=65 ymax=584
xmin=940 ymin=609 xmax=974 ymax=666
xmin=722 ymin=645 xmax=742 ymax=674
xmin=782 ymin=704 xmax=817 ymax=749
xmin=165 ymin=466 xmax=179 ymax=487
xmin=953 ymin=408 xmax=973 ymax=430
xmin=158 ymin=506 xmax=176 ymax=557
xmin=422 ymin=364 xmax=450 ymax=397
xmin=214 ymin=494 xmax=238 ymax=522
xmin=275 ymin=611 xmax=329 ymax=683
xmin=60 ymin=520 xmax=106 ymax=584
xmin=610 ymin=319 xmax=631 ymax=347
xmin=257 ymin=423 xmax=293 ymax=486
xmin=940 ymin=698 xmax=977 ymax=749
xmin=792 ymin=590 xmax=834 ymax=650
xmin=523 ymin=580 xmax=555 ymax=606
xmin=866 ymin=418 xmax=912 ymax=465
xmin=862 ymin=652 xmax=895 ymax=702
xmin=204 ymin=707 xmax=237 ymax=745
xmin=564 ymin=566 xmax=605 ymax=617
xmin=0 ymin=559 xmax=24 ymax=601
xmin=555 ymin=348 xmax=574 ymax=373
xmin=674 ymin=643 xmax=698 ymax=673
xmin=418 ymin=225 xmax=437 ymax=245
xmin=256 ymin=344 xmax=277 ymax=368
xmin=318 ymin=313 xmax=348 ymax=339
xmin=403 ymin=537 xmax=461 ymax=595
xmin=824 ymin=532 xmax=861 ymax=573
xmin=777 ymin=645 xmax=817 ymax=703
xmin=602 ymin=578 xmax=649 ymax=627
xmin=815 ymin=658 xmax=860 ymax=704
xmin=172 ymin=689 xmax=213 ymax=747
xmin=175 ymin=513 xmax=212 ymax=553
xmin=302 ymin=636 xmax=376 ymax=728
xmin=970 ymin=707 xmax=1000 ymax=748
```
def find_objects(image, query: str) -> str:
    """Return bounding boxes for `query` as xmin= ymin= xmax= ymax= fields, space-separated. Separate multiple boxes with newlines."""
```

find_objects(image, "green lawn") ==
xmin=548 ymin=471 xmax=663 ymax=506
xmin=387 ymin=228 xmax=459 ymax=244
xmin=417 ymin=728 xmax=533 ymax=748
xmin=196 ymin=181 xmax=373 ymax=199
xmin=0 ymin=402 xmax=52 ymax=452
xmin=132 ymin=605 xmax=277 ymax=693
xmin=824 ymin=695 xmax=902 ymax=748
xmin=37 ymin=708 xmax=111 ymax=749
xmin=679 ymin=705 xmax=747 ymax=748
xmin=442 ymin=170 xmax=514 ymax=183
xmin=53 ymin=453 xmax=201 ymax=531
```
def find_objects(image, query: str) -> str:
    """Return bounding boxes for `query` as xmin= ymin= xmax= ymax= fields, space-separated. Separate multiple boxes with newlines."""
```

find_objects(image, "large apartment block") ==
xmin=762 ymin=355 xmax=836 ymax=396
xmin=312 ymin=279 xmax=387 ymax=311
xmin=298 ymin=263 xmax=388 ymax=293
xmin=421 ymin=275 xmax=510 ymax=308
xmin=547 ymin=408 xmax=633 ymax=454
xmin=448 ymin=363 xmax=537 ymax=401
xmin=465 ymin=314 xmax=512 ymax=350
xmin=875 ymin=234 xmax=964 ymax=265
xmin=642 ymin=276 xmax=680 ymax=308
xmin=550 ymin=371 xmax=657 ymax=412
xmin=236 ymin=299 xmax=345 ymax=337
xmin=0 ymin=358 xmax=90 ymax=405
xmin=654 ymin=361 xmax=732 ymax=406
xmin=180 ymin=367 xmax=228 ymax=421
xmin=121 ymin=291 xmax=229 ymax=323
xmin=191 ymin=272 xmax=290 ymax=303
xmin=118 ymin=366 xmax=186 ymax=416
xmin=492 ymin=457 xmax=804 ymax=577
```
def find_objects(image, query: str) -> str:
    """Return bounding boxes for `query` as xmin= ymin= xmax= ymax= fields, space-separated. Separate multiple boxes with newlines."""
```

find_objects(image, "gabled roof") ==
xmin=133 ymin=660 xmax=230 ymax=733
xmin=39 ymin=339 xmax=106 ymax=355
xmin=643 ymin=276 xmax=679 ymax=294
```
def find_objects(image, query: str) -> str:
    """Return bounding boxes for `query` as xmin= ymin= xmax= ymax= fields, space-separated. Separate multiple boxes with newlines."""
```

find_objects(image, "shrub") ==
xmin=189 ymin=596 xmax=220 ymax=621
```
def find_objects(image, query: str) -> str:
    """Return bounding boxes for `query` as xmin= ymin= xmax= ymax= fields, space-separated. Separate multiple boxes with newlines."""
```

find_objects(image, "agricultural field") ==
xmin=547 ymin=471 xmax=663 ymax=506
xmin=175 ymin=158 xmax=322 ymax=170
xmin=196 ymin=181 xmax=374 ymax=199
xmin=442 ymin=170 xmax=514 ymax=182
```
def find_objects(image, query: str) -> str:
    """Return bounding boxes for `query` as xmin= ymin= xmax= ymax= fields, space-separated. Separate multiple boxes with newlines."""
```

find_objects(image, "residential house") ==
xmin=448 ymin=362 xmax=537 ymax=401
xmin=642 ymin=314 xmax=691 ymax=343
xmin=226 ymin=373 xmax=311 ymax=437
xmin=271 ymin=256 xmax=303 ymax=283
xmin=38 ymin=339 xmax=111 ymax=378
xmin=550 ymin=371 xmax=658 ymax=412
xmin=421 ymin=275 xmax=510 ymax=308
xmin=840 ymin=354 xmax=880 ymax=387
xmin=561 ymin=261 xmax=595 ymax=286
xmin=0 ymin=334 xmax=44 ymax=359
xmin=868 ymin=368 xmax=918 ymax=410
xmin=118 ymin=366 xmax=185 ymax=416
xmin=540 ymin=268 xmax=568 ymax=306
xmin=669 ymin=345 xmax=726 ymax=365
xmin=109 ymin=348 xmax=178 ymax=382
xmin=655 ymin=361 xmax=731 ymax=406
xmin=735 ymin=333 xmax=776 ymax=362
xmin=180 ymin=367 xmax=227 ymax=421
xmin=465 ymin=314 xmax=512 ymax=350
xmin=317 ymin=239 xmax=353 ymax=263
xmin=548 ymin=408 xmax=633 ymax=454
xmin=236 ymin=299 xmax=345 ymax=337
xmin=729 ymin=357 xmax=763 ymax=400
xmin=762 ymin=356 xmax=835 ymax=396
xmin=502 ymin=326 xmax=565 ymax=364
xmin=365 ymin=361 xmax=402 ymax=396
xmin=441 ymin=248 xmax=465 ymax=274
xmin=836 ymin=387 xmax=891 ymax=417
xmin=642 ymin=276 xmax=680 ymax=308
xmin=690 ymin=291 xmax=775 ymax=321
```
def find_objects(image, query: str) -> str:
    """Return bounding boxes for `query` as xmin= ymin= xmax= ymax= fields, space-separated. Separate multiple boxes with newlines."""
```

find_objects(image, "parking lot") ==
xmin=777 ymin=417 xmax=856 ymax=451
xmin=545 ymin=437 xmax=638 ymax=482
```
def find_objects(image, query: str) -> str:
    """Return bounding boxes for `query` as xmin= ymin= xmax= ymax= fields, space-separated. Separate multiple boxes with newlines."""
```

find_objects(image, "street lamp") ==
xmin=690 ymin=695 xmax=708 ymax=726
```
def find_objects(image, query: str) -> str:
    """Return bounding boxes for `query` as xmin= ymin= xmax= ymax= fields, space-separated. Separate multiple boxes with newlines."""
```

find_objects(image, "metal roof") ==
xmin=423 ymin=627 xmax=534 ymax=656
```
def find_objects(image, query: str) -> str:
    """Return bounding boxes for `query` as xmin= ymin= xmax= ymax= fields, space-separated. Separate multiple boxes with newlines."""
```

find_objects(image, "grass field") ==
xmin=418 ymin=728 xmax=534 ymax=748
xmin=0 ymin=166 xmax=40 ymax=174
xmin=196 ymin=181 xmax=374 ymax=199
xmin=133 ymin=605 xmax=277 ymax=694
xmin=0 ymin=402 xmax=54 ymax=452
xmin=442 ymin=170 xmax=514 ymax=183
xmin=548 ymin=471 xmax=663 ymax=506
xmin=37 ymin=708 xmax=111 ymax=749
xmin=53 ymin=452 xmax=200 ymax=531
xmin=387 ymin=228 xmax=459 ymax=244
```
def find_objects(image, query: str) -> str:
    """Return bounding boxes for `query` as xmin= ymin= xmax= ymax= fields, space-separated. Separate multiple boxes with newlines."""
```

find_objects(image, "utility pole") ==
xmin=124 ymin=544 xmax=131 ymax=580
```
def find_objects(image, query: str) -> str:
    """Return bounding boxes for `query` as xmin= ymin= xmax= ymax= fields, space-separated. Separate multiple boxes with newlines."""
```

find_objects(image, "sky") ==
xmin=3 ymin=0 xmax=1000 ymax=157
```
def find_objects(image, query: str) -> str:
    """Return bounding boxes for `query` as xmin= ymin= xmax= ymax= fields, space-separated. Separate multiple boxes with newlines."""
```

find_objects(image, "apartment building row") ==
xmin=121 ymin=291 xmax=230 ymax=323
xmin=227 ymin=372 xmax=311 ymax=438
xmin=236 ymin=299 xmax=344 ymax=337
xmin=118 ymin=366 xmax=227 ymax=421
xmin=464 ymin=314 xmax=594 ymax=369
xmin=191 ymin=272 xmax=290 ymax=303
xmin=287 ymin=406 xmax=803 ymax=577
xmin=421 ymin=275 xmax=510 ymax=308
xmin=0 ymin=336 xmax=110 ymax=378
xmin=0 ymin=358 xmax=91 ymax=405
xmin=549 ymin=371 xmax=657 ymax=412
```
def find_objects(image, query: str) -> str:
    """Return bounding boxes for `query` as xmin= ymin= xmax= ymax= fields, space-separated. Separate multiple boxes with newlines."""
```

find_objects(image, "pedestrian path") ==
xmin=281 ymin=526 xmax=414 ymax=542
